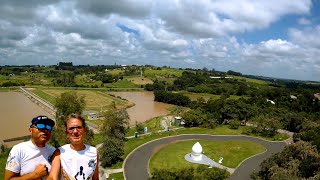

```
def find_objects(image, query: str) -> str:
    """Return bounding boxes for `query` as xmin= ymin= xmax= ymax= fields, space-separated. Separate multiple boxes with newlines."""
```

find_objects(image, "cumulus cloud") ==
xmin=76 ymin=0 xmax=153 ymax=18
xmin=0 ymin=0 xmax=319 ymax=81
xmin=289 ymin=26 xmax=320 ymax=48
xmin=154 ymin=0 xmax=311 ymax=37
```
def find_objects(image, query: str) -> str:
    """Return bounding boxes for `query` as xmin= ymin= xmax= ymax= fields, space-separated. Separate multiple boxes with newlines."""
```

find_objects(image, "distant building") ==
xmin=82 ymin=111 xmax=100 ymax=120
xmin=174 ymin=116 xmax=185 ymax=126
xmin=209 ymin=76 xmax=233 ymax=79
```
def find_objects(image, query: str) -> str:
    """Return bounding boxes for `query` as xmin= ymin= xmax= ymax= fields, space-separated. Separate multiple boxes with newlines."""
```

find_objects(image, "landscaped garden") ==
xmin=149 ymin=139 xmax=266 ymax=173
xmin=101 ymin=125 xmax=289 ymax=169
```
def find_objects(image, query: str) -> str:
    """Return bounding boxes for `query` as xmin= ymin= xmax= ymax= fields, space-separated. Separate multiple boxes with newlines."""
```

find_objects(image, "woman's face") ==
xmin=66 ymin=118 xmax=86 ymax=145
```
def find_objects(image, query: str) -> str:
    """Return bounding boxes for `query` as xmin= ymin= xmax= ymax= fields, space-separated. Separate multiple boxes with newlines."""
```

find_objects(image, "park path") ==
xmin=123 ymin=134 xmax=286 ymax=180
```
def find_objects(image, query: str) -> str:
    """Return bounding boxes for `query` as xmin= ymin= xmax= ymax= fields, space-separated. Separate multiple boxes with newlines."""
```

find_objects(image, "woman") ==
xmin=48 ymin=114 xmax=99 ymax=180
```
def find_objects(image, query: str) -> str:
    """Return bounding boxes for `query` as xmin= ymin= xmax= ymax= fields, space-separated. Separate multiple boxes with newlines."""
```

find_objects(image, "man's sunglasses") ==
xmin=31 ymin=124 xmax=53 ymax=131
xmin=67 ymin=125 xmax=84 ymax=132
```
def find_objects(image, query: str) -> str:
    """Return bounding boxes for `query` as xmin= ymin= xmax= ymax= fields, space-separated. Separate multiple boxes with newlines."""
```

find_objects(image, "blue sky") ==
xmin=0 ymin=0 xmax=319 ymax=81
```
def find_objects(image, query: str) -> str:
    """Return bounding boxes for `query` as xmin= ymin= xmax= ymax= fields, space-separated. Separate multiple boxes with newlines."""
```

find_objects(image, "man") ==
xmin=48 ymin=114 xmax=99 ymax=180
xmin=5 ymin=115 xmax=56 ymax=180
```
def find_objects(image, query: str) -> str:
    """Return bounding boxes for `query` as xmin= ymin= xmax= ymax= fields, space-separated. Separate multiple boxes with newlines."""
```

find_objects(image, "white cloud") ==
xmin=76 ymin=0 xmax=153 ymax=18
xmin=289 ymin=26 xmax=320 ymax=48
xmin=154 ymin=0 xmax=311 ymax=37
xmin=298 ymin=17 xmax=312 ymax=25
xmin=0 ymin=0 xmax=319 ymax=81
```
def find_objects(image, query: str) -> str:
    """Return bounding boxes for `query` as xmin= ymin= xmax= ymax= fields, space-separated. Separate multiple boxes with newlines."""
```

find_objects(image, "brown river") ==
xmin=110 ymin=91 xmax=174 ymax=125
xmin=1 ymin=91 xmax=173 ymax=147
xmin=0 ymin=91 xmax=52 ymax=147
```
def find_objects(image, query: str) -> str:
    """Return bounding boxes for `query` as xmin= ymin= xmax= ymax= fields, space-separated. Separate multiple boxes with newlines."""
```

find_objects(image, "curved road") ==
xmin=124 ymin=134 xmax=286 ymax=180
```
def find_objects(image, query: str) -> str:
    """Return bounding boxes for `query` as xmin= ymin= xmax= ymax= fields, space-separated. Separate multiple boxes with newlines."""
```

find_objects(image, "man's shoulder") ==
xmin=9 ymin=141 xmax=32 ymax=156
xmin=45 ymin=144 xmax=56 ymax=152
xmin=12 ymin=141 xmax=31 ymax=149
xmin=84 ymin=144 xmax=97 ymax=154
xmin=58 ymin=144 xmax=70 ymax=152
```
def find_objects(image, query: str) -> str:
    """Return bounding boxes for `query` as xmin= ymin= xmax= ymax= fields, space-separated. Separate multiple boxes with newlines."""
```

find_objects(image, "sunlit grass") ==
xmin=125 ymin=77 xmax=153 ymax=85
xmin=149 ymin=140 xmax=266 ymax=173
xmin=104 ymin=80 xmax=139 ymax=88
xmin=30 ymin=88 xmax=133 ymax=111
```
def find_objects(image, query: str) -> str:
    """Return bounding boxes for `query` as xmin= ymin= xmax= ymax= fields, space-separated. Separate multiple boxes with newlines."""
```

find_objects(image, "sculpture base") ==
xmin=184 ymin=153 xmax=235 ymax=174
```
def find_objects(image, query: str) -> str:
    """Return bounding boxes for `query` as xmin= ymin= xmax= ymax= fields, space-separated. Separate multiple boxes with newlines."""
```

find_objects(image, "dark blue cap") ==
xmin=31 ymin=116 xmax=55 ymax=127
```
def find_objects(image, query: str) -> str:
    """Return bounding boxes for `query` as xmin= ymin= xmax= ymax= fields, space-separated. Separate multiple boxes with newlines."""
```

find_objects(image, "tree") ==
xmin=255 ymin=141 xmax=320 ymax=180
xmin=182 ymin=109 xmax=207 ymax=127
xmin=49 ymin=91 xmax=92 ymax=147
xmin=229 ymin=119 xmax=240 ymax=129
xmin=99 ymin=104 xmax=129 ymax=167
xmin=55 ymin=91 xmax=86 ymax=119
xmin=135 ymin=121 xmax=144 ymax=134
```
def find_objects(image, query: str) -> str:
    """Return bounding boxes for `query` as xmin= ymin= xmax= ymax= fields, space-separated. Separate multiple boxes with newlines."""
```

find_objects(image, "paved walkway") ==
xmin=123 ymin=134 xmax=286 ymax=180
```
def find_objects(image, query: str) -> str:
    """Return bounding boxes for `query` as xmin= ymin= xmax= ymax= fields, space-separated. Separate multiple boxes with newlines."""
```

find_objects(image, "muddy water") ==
xmin=110 ymin=91 xmax=174 ymax=125
xmin=0 ymin=92 xmax=52 ymax=147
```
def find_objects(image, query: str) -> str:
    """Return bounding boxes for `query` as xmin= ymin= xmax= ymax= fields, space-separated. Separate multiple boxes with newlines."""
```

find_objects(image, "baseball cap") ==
xmin=31 ymin=115 xmax=55 ymax=127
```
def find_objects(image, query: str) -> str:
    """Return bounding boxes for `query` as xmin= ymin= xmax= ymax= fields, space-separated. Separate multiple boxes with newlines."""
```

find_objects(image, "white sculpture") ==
xmin=190 ymin=142 xmax=203 ymax=161
xmin=185 ymin=142 xmax=233 ymax=174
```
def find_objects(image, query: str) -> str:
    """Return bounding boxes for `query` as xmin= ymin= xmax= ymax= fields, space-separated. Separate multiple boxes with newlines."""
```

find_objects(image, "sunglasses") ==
xmin=31 ymin=124 xmax=53 ymax=131
xmin=67 ymin=125 xmax=84 ymax=132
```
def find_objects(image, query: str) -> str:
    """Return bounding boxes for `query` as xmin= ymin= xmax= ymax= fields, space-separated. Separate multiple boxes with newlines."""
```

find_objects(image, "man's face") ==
xmin=66 ymin=118 xmax=85 ymax=145
xmin=29 ymin=123 xmax=52 ymax=145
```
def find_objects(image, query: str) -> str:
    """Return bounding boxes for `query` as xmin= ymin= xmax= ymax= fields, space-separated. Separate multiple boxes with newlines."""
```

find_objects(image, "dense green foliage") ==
xmin=99 ymin=105 xmax=129 ymax=167
xmin=154 ymin=90 xmax=191 ymax=106
xmin=252 ymin=141 xmax=320 ymax=180
xmin=55 ymin=91 xmax=86 ymax=118
xmin=150 ymin=166 xmax=229 ymax=180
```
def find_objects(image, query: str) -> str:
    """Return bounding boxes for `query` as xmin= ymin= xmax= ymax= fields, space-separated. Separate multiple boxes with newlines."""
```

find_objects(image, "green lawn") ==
xmin=108 ymin=172 xmax=124 ymax=180
xmin=232 ymin=76 xmax=268 ymax=85
xmin=149 ymin=140 xmax=266 ymax=173
xmin=30 ymin=88 xmax=133 ymax=111
xmin=31 ymin=88 xmax=56 ymax=104
xmin=126 ymin=116 xmax=164 ymax=136
xmin=144 ymin=68 xmax=185 ymax=78
xmin=124 ymin=77 xmax=153 ymax=85
xmin=107 ymin=126 xmax=289 ymax=169
xmin=104 ymin=80 xmax=139 ymax=88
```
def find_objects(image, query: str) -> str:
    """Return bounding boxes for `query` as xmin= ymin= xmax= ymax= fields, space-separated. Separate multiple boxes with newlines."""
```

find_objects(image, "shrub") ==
xmin=229 ymin=120 xmax=240 ymax=129
xmin=135 ymin=122 xmax=144 ymax=134
xmin=150 ymin=166 xmax=229 ymax=180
